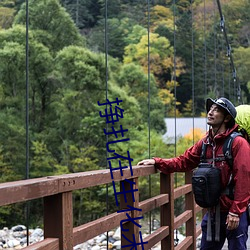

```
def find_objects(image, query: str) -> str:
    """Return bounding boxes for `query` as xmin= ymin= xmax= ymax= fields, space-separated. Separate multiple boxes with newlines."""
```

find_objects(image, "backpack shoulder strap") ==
xmin=223 ymin=132 xmax=242 ymax=169
xmin=200 ymin=141 xmax=208 ymax=163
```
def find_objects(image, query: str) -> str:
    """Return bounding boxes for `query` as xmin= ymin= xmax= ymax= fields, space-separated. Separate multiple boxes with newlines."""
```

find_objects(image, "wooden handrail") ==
xmin=0 ymin=165 xmax=203 ymax=250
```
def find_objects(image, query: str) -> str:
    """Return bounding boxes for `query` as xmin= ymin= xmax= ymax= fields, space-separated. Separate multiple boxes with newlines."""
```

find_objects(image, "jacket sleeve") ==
xmin=153 ymin=140 xmax=203 ymax=174
xmin=229 ymin=136 xmax=250 ymax=215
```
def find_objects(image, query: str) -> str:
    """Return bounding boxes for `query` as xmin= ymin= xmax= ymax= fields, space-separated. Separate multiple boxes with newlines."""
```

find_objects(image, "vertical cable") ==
xmin=104 ymin=0 xmax=109 ymax=247
xmin=228 ymin=64 xmax=231 ymax=100
xmin=25 ymin=0 xmax=30 ymax=245
xmin=76 ymin=0 xmax=79 ymax=27
xmin=104 ymin=0 xmax=108 ymax=127
xmin=203 ymin=0 xmax=207 ymax=97
xmin=213 ymin=0 xmax=217 ymax=94
xmin=220 ymin=38 xmax=225 ymax=96
xmin=147 ymin=0 xmax=152 ymax=234
xmin=233 ymin=71 xmax=236 ymax=103
xmin=216 ymin=0 xmax=241 ymax=103
xmin=173 ymin=0 xmax=176 ymax=157
xmin=191 ymin=0 xmax=195 ymax=145
xmin=173 ymin=0 xmax=179 ymax=245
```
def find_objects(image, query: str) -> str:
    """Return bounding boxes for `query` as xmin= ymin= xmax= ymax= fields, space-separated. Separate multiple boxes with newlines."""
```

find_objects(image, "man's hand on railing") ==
xmin=137 ymin=159 xmax=155 ymax=166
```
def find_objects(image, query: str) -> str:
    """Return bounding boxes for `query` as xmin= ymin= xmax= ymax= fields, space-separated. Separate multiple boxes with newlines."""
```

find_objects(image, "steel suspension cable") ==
xmin=228 ymin=64 xmax=231 ymax=99
xmin=203 ymin=0 xmax=207 ymax=97
xmin=216 ymin=0 xmax=242 ymax=104
xmin=172 ymin=0 xmax=179 ymax=245
xmin=191 ymin=0 xmax=195 ymax=144
xmin=173 ymin=0 xmax=177 ymax=159
xmin=104 ymin=0 xmax=109 ymax=247
xmin=25 ymin=0 xmax=30 ymax=245
xmin=147 ymin=0 xmax=152 ymax=234
xmin=218 ymin=34 xmax=225 ymax=96
xmin=76 ymin=0 xmax=79 ymax=27
xmin=213 ymin=0 xmax=217 ymax=94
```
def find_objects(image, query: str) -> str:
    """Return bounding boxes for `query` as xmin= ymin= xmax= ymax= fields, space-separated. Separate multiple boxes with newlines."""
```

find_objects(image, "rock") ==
xmin=20 ymin=237 xmax=27 ymax=245
xmin=108 ymin=237 xmax=116 ymax=243
xmin=92 ymin=245 xmax=101 ymax=250
xmin=95 ymin=234 xmax=106 ymax=243
xmin=30 ymin=228 xmax=43 ymax=238
xmin=107 ymin=231 xmax=114 ymax=237
xmin=100 ymin=240 xmax=108 ymax=246
xmin=113 ymin=227 xmax=121 ymax=240
xmin=74 ymin=242 xmax=88 ymax=249
xmin=12 ymin=231 xmax=25 ymax=238
xmin=0 ymin=225 xmax=188 ymax=250
xmin=15 ymin=245 xmax=23 ymax=249
xmin=7 ymin=239 xmax=20 ymax=247
xmin=87 ymin=238 xmax=94 ymax=245
xmin=0 ymin=230 xmax=8 ymax=238
xmin=11 ymin=226 xmax=26 ymax=232
xmin=113 ymin=240 xmax=121 ymax=249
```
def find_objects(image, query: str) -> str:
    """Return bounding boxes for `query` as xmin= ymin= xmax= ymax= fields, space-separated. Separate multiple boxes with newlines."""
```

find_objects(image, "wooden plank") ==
xmin=73 ymin=194 xmax=169 ymax=246
xmin=57 ymin=165 xmax=156 ymax=192
xmin=195 ymin=204 xmax=203 ymax=213
xmin=161 ymin=173 xmax=174 ymax=250
xmin=174 ymin=184 xmax=192 ymax=199
xmin=0 ymin=165 xmax=156 ymax=206
xmin=174 ymin=210 xmax=192 ymax=229
xmin=196 ymin=226 xmax=202 ymax=237
xmin=120 ymin=177 xmax=140 ymax=250
xmin=138 ymin=226 xmax=169 ymax=250
xmin=44 ymin=192 xmax=73 ymax=250
xmin=22 ymin=238 xmax=59 ymax=250
xmin=175 ymin=236 xmax=193 ymax=250
xmin=0 ymin=177 xmax=59 ymax=206
xmin=185 ymin=171 xmax=197 ymax=250
xmin=73 ymin=211 xmax=130 ymax=245
xmin=139 ymin=194 xmax=169 ymax=214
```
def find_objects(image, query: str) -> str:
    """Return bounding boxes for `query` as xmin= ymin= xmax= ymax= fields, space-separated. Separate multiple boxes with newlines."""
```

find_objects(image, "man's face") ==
xmin=207 ymin=104 xmax=226 ymax=127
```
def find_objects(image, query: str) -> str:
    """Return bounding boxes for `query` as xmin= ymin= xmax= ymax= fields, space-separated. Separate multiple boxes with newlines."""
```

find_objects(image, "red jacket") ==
xmin=154 ymin=124 xmax=250 ymax=216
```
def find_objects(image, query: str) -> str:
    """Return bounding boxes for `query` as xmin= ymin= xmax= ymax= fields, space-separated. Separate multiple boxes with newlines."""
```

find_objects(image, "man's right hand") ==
xmin=137 ymin=159 xmax=155 ymax=166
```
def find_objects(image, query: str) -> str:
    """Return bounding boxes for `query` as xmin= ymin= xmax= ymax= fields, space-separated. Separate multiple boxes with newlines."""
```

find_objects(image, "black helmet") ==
xmin=206 ymin=97 xmax=237 ymax=120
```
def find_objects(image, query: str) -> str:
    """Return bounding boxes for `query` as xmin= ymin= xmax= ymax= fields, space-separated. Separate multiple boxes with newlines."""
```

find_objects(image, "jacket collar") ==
xmin=207 ymin=124 xmax=239 ymax=143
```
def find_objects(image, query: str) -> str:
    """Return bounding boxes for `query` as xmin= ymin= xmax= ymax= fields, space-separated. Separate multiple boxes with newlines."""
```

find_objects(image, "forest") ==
xmin=0 ymin=0 xmax=249 ymax=228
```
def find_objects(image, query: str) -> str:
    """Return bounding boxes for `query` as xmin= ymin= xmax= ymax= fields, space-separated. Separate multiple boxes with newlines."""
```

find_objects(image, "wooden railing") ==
xmin=0 ymin=165 xmax=203 ymax=250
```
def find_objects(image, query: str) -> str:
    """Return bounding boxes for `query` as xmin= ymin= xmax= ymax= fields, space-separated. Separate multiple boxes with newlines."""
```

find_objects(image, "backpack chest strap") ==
xmin=202 ymin=157 xmax=226 ymax=163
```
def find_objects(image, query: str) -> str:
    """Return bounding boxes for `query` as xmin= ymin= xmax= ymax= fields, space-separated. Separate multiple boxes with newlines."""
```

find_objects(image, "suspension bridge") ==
xmin=0 ymin=165 xmax=203 ymax=250
xmin=1 ymin=164 xmax=250 ymax=249
xmin=0 ymin=0 xmax=249 ymax=249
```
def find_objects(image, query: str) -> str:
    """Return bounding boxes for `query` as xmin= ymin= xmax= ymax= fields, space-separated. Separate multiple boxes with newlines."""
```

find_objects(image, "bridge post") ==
xmin=120 ymin=177 xmax=140 ymax=250
xmin=161 ymin=173 xmax=174 ymax=250
xmin=185 ymin=171 xmax=197 ymax=250
xmin=43 ymin=192 xmax=73 ymax=250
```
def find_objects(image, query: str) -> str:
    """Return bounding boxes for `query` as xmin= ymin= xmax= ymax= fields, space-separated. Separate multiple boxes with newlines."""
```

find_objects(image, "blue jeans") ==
xmin=200 ymin=210 xmax=249 ymax=250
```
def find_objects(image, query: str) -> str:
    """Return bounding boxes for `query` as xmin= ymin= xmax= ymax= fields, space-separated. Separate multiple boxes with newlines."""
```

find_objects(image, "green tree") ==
xmin=14 ymin=0 xmax=84 ymax=52
xmin=148 ymin=5 xmax=174 ymax=33
xmin=30 ymin=141 xmax=57 ymax=177
xmin=61 ymin=0 xmax=101 ymax=29
xmin=234 ymin=46 xmax=250 ymax=102
xmin=0 ymin=6 xmax=15 ymax=29
xmin=124 ymin=32 xmax=185 ymax=88
xmin=0 ymin=38 xmax=27 ymax=180
xmin=116 ymin=63 xmax=165 ymax=132
xmin=86 ymin=17 xmax=138 ymax=60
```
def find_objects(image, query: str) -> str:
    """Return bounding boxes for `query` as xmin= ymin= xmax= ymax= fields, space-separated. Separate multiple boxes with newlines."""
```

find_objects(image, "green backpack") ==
xmin=235 ymin=105 xmax=250 ymax=142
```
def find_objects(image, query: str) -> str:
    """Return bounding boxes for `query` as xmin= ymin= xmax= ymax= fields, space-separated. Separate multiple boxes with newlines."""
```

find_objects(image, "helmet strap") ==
xmin=211 ymin=116 xmax=226 ymax=139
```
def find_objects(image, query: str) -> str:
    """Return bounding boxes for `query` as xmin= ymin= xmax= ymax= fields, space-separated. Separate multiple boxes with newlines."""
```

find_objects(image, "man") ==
xmin=138 ymin=97 xmax=250 ymax=250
